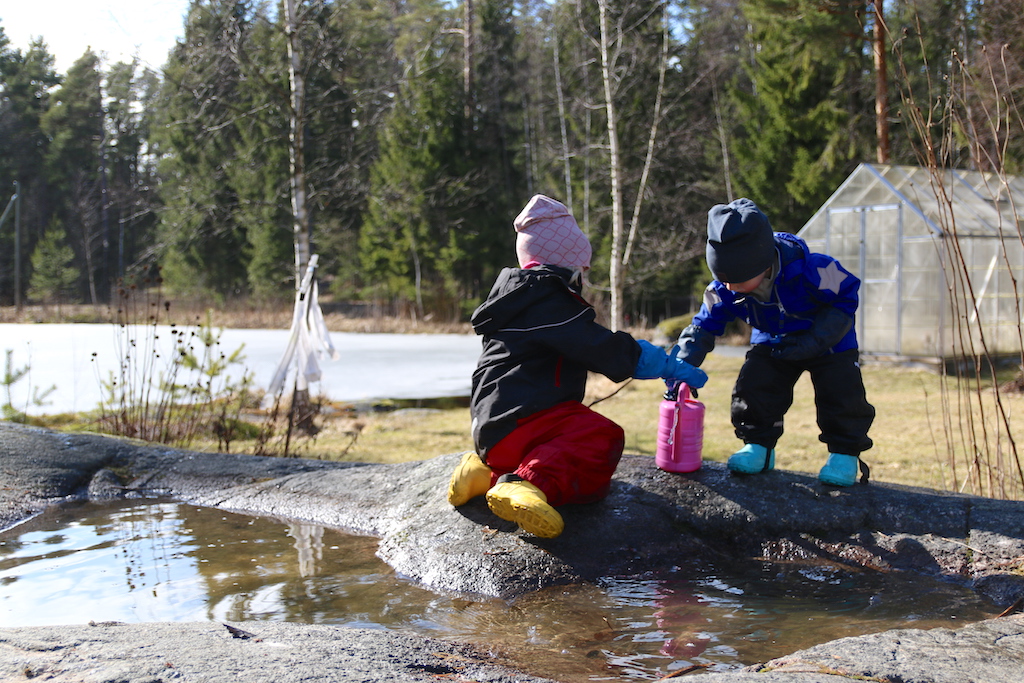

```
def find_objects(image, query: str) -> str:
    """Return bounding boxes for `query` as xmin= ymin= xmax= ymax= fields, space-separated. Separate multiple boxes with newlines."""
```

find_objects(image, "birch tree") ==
xmin=597 ymin=0 xmax=627 ymax=331
xmin=592 ymin=0 xmax=672 ymax=330
xmin=284 ymin=0 xmax=311 ymax=284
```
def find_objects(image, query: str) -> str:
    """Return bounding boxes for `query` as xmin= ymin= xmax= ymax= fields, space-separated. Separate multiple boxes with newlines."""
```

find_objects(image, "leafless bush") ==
xmin=891 ymin=27 xmax=1024 ymax=499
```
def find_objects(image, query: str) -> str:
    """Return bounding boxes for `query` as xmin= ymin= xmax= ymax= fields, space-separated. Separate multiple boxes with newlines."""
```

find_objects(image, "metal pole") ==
xmin=14 ymin=181 xmax=21 ymax=313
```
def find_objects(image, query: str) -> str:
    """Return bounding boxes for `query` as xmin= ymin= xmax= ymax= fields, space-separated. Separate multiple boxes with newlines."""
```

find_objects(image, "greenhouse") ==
xmin=797 ymin=164 xmax=1024 ymax=363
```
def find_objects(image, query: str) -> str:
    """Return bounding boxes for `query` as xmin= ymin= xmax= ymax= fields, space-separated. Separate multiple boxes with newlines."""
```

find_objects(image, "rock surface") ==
xmin=3 ymin=615 xmax=1023 ymax=683
xmin=0 ymin=621 xmax=558 ymax=683
xmin=3 ymin=421 xmax=1024 ymax=682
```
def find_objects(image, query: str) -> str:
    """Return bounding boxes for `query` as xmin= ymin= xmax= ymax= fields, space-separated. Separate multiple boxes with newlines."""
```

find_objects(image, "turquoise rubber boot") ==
xmin=727 ymin=444 xmax=775 ymax=474
xmin=819 ymin=453 xmax=859 ymax=487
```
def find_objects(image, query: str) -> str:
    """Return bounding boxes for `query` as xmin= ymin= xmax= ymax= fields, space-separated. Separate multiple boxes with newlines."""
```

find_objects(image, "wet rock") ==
xmin=0 ymin=621 xmax=558 ymax=683
xmin=2 ymin=617 xmax=1022 ymax=683
xmin=86 ymin=468 xmax=125 ymax=498
xmin=4 ymin=421 xmax=1024 ymax=605
xmin=744 ymin=613 xmax=1024 ymax=683
xmin=191 ymin=451 xmax=1024 ymax=606
xmin=4 ymin=421 xmax=1024 ymax=681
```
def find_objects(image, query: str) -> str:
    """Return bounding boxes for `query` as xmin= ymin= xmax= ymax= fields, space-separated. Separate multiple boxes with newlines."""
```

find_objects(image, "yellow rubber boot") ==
xmin=447 ymin=452 xmax=493 ymax=506
xmin=486 ymin=480 xmax=564 ymax=539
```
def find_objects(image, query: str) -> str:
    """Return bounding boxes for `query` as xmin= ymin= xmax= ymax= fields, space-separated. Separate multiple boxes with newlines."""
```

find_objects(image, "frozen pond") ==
xmin=0 ymin=323 xmax=481 ymax=416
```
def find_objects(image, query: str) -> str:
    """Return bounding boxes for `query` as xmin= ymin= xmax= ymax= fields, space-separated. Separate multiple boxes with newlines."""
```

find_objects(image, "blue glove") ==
xmin=770 ymin=333 xmax=816 ymax=361
xmin=634 ymin=340 xmax=670 ymax=379
xmin=634 ymin=341 xmax=708 ymax=388
xmin=663 ymin=344 xmax=708 ymax=388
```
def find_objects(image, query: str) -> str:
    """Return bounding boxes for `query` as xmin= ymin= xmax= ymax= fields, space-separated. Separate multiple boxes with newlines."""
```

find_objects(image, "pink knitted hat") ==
xmin=513 ymin=195 xmax=592 ymax=269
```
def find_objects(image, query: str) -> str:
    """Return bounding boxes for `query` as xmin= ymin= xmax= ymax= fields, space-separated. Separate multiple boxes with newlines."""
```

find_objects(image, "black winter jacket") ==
xmin=470 ymin=265 xmax=641 ymax=456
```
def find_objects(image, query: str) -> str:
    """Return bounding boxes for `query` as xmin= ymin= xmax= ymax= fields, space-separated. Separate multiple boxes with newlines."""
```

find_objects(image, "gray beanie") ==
xmin=705 ymin=198 xmax=775 ymax=283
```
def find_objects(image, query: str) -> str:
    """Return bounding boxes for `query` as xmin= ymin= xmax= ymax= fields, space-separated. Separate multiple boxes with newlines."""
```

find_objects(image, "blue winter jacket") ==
xmin=678 ymin=233 xmax=860 ymax=366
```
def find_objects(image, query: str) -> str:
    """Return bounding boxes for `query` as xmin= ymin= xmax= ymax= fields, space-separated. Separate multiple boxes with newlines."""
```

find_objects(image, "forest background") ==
xmin=3 ymin=0 xmax=1024 ymax=503
xmin=3 ymin=0 xmax=1020 ymax=327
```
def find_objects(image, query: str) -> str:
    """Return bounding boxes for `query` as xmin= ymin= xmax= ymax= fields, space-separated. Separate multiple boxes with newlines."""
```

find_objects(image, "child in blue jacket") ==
xmin=677 ymin=198 xmax=874 ymax=486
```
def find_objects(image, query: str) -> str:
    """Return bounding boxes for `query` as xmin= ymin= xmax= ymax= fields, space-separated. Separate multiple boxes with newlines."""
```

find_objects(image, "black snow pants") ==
xmin=731 ymin=345 xmax=875 ymax=457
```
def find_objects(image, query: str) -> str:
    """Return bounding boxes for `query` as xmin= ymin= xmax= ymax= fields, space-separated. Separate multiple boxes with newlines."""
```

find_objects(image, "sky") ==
xmin=1 ymin=0 xmax=191 ymax=73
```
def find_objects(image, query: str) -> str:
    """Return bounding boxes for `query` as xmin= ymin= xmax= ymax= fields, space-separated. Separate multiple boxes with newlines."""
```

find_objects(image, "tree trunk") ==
xmin=598 ymin=0 xmax=625 ymax=332
xmin=623 ymin=15 xmax=669 ymax=266
xmin=873 ymin=0 xmax=890 ymax=163
xmin=553 ymin=31 xmax=573 ymax=210
xmin=463 ymin=0 xmax=474 ymax=122
xmin=713 ymin=79 xmax=734 ymax=201
xmin=285 ymin=0 xmax=311 ymax=283
xmin=284 ymin=0 xmax=314 ymax=433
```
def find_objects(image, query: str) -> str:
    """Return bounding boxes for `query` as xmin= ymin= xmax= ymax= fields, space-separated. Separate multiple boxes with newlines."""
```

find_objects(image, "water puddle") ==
xmin=0 ymin=500 xmax=997 ymax=681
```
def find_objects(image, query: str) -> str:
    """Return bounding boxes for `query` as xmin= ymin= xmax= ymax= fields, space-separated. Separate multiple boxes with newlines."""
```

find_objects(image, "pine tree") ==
xmin=0 ymin=33 xmax=60 ymax=305
xmin=971 ymin=0 xmax=1024 ymax=172
xmin=153 ymin=0 xmax=255 ymax=297
xmin=731 ymin=0 xmax=874 ymax=228
xmin=28 ymin=224 xmax=79 ymax=305
xmin=40 ymin=49 xmax=105 ymax=303
xmin=359 ymin=31 xmax=468 ymax=318
xmin=230 ymin=14 xmax=292 ymax=299
xmin=886 ymin=0 xmax=970 ymax=167
xmin=306 ymin=0 xmax=405 ymax=298
xmin=458 ymin=0 xmax=526 ymax=303
xmin=152 ymin=0 xmax=411 ymax=301
xmin=104 ymin=61 xmax=161 ymax=284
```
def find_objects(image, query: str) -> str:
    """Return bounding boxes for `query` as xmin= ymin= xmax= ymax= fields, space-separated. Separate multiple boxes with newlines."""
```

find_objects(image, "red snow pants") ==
xmin=484 ymin=401 xmax=625 ymax=507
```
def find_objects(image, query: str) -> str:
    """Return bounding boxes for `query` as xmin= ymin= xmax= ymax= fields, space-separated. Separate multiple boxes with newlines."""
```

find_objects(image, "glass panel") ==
xmin=902 ymin=237 xmax=940 ymax=269
xmin=863 ymin=209 xmax=899 ymax=281
xmin=901 ymin=267 xmax=941 ymax=304
xmin=825 ymin=210 xmax=861 ymax=265
xmin=862 ymin=280 xmax=899 ymax=354
xmin=899 ymin=209 xmax=937 ymax=239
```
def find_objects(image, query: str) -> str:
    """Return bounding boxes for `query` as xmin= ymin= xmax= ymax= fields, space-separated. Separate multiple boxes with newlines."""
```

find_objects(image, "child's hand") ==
xmin=665 ymin=356 xmax=708 ymax=389
xmin=770 ymin=334 xmax=814 ymax=360
xmin=634 ymin=340 xmax=671 ymax=379
xmin=634 ymin=340 xmax=708 ymax=388
xmin=771 ymin=308 xmax=853 ymax=361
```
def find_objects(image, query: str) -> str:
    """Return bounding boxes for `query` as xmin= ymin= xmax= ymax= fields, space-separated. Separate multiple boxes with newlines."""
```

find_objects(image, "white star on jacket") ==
xmin=817 ymin=261 xmax=847 ymax=295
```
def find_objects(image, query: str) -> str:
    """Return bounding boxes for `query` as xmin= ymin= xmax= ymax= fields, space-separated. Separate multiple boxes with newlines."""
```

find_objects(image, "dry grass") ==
xmin=317 ymin=406 xmax=474 ymax=464
xmin=199 ymin=351 xmax=1023 ymax=496
xmin=10 ymin=300 xmax=1020 ymax=496
xmin=591 ymin=353 xmax=1022 ymax=493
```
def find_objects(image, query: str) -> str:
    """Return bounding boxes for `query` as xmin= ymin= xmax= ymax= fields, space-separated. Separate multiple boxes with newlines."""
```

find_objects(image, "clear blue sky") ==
xmin=2 ymin=0 xmax=190 ymax=73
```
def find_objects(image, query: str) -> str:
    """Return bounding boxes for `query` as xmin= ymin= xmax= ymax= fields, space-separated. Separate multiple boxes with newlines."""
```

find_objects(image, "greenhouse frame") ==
xmin=797 ymin=164 xmax=1024 ymax=363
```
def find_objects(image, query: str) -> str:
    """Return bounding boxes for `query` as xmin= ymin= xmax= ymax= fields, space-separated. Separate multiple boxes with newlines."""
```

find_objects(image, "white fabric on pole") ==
xmin=295 ymin=303 xmax=319 ymax=389
xmin=266 ymin=299 xmax=305 ymax=397
xmin=265 ymin=255 xmax=337 ymax=400
xmin=308 ymin=280 xmax=339 ymax=361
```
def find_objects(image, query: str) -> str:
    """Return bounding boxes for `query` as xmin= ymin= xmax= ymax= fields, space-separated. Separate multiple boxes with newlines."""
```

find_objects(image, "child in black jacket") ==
xmin=448 ymin=195 xmax=707 ymax=538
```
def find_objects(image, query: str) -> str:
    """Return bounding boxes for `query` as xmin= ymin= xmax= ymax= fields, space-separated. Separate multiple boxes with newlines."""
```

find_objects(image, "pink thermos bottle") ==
xmin=655 ymin=382 xmax=704 ymax=473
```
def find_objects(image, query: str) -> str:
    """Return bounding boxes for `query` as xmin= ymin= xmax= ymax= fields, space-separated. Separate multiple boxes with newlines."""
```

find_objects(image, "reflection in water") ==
xmin=287 ymin=523 xmax=324 ymax=578
xmin=0 ymin=500 xmax=998 ymax=682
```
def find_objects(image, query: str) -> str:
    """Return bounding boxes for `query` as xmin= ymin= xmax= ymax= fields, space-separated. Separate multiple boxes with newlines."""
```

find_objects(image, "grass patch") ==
xmin=173 ymin=350 xmax=1024 ymax=495
xmin=591 ymin=353 xmax=1015 ymax=492
xmin=20 ymin=326 xmax=1021 ymax=497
